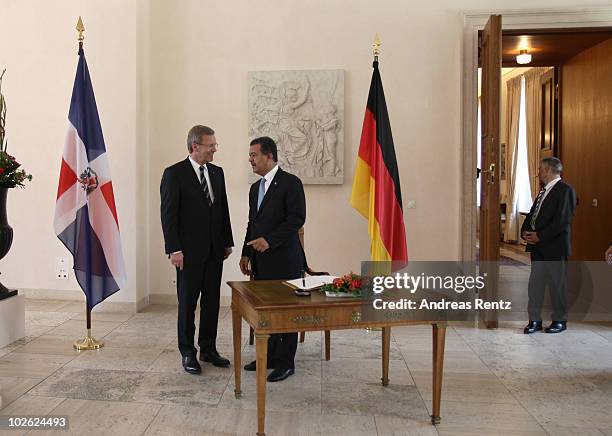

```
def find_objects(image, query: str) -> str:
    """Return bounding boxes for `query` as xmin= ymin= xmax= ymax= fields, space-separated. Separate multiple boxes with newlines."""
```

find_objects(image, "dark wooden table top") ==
xmin=227 ymin=280 xmax=364 ymax=311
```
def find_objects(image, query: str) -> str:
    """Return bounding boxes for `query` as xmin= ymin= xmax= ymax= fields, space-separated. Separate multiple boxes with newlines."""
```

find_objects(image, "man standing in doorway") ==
xmin=161 ymin=125 xmax=234 ymax=374
xmin=522 ymin=157 xmax=576 ymax=334
xmin=239 ymin=136 xmax=306 ymax=382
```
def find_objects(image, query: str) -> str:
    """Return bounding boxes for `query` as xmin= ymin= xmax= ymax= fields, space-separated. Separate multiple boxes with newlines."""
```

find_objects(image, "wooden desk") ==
xmin=228 ymin=280 xmax=447 ymax=436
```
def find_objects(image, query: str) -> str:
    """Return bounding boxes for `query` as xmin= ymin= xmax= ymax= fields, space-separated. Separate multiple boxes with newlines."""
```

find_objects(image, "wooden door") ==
xmin=540 ymin=68 xmax=559 ymax=159
xmin=479 ymin=15 xmax=502 ymax=328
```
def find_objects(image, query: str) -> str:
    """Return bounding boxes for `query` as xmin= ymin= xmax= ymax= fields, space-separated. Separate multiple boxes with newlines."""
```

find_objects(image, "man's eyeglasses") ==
xmin=194 ymin=142 xmax=219 ymax=148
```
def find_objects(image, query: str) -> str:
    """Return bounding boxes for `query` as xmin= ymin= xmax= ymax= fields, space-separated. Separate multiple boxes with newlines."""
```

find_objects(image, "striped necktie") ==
xmin=199 ymin=165 xmax=212 ymax=207
xmin=530 ymin=187 xmax=546 ymax=230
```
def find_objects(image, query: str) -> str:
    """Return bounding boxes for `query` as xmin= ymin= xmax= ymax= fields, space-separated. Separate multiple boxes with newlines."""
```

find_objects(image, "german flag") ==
xmin=350 ymin=60 xmax=408 ymax=264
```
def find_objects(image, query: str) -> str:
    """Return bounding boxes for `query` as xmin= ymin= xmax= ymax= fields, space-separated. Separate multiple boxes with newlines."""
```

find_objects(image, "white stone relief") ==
xmin=248 ymin=70 xmax=344 ymax=184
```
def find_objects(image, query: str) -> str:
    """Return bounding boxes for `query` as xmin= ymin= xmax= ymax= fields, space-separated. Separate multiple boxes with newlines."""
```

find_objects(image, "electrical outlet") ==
xmin=56 ymin=257 xmax=69 ymax=280
xmin=170 ymin=267 xmax=177 ymax=287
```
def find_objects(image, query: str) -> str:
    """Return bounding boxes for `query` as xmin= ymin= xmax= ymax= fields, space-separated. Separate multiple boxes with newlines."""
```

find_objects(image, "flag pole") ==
xmin=72 ymin=16 xmax=104 ymax=351
xmin=366 ymin=33 xmax=385 ymax=334
xmin=76 ymin=16 xmax=84 ymax=51
xmin=373 ymin=33 xmax=381 ymax=62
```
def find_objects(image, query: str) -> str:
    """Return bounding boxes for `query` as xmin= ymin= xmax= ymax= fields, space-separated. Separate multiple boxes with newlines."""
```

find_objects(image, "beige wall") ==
xmin=0 ymin=0 xmax=608 ymax=305
xmin=0 ymin=0 xmax=142 ymax=305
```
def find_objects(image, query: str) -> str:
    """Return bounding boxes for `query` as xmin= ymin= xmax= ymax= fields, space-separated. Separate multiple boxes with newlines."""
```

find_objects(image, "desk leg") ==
xmin=255 ymin=333 xmax=269 ymax=436
xmin=431 ymin=323 xmax=446 ymax=425
xmin=381 ymin=326 xmax=390 ymax=386
xmin=324 ymin=330 xmax=331 ymax=361
xmin=232 ymin=308 xmax=242 ymax=398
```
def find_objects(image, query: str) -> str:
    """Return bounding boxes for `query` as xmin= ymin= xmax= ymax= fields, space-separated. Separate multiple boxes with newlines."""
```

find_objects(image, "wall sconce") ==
xmin=516 ymin=49 xmax=532 ymax=65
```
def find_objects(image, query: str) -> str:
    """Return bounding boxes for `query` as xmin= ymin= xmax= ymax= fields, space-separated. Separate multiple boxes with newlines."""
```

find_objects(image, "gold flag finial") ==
xmin=76 ymin=16 xmax=85 ymax=44
xmin=373 ymin=33 xmax=381 ymax=59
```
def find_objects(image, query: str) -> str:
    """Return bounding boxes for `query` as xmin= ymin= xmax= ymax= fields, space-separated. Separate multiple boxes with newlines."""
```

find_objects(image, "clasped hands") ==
xmin=522 ymin=231 xmax=540 ymax=244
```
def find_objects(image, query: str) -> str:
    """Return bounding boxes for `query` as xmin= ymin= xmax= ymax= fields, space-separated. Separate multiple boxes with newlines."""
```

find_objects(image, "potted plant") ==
xmin=0 ymin=69 xmax=33 ymax=300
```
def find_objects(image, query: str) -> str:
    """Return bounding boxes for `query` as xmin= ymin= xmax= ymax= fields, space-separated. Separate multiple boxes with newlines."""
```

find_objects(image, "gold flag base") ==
xmin=73 ymin=329 xmax=104 ymax=350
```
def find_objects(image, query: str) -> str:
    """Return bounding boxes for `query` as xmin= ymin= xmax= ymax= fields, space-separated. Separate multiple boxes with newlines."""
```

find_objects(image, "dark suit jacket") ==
xmin=242 ymin=168 xmax=306 ymax=280
xmin=160 ymin=158 xmax=233 ymax=264
xmin=521 ymin=179 xmax=576 ymax=258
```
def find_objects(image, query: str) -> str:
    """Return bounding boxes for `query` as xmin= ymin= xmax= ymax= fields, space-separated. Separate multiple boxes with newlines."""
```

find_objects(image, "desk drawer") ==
xmin=256 ymin=306 xmax=363 ymax=332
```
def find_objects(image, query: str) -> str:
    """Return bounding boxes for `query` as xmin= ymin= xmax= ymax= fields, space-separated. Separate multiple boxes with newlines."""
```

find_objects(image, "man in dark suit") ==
xmin=160 ymin=125 xmax=234 ymax=374
xmin=239 ymin=136 xmax=306 ymax=382
xmin=521 ymin=157 xmax=576 ymax=334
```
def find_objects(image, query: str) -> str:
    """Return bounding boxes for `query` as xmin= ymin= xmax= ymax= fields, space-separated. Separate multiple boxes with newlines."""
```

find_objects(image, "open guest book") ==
xmin=283 ymin=275 xmax=338 ymax=291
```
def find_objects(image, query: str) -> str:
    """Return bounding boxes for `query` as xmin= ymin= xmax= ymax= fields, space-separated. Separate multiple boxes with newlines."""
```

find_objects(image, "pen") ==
xmin=302 ymin=268 xmax=306 ymax=289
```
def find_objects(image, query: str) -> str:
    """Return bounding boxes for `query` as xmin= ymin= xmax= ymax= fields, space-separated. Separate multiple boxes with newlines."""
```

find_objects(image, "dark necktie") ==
xmin=530 ymin=187 xmax=546 ymax=230
xmin=199 ymin=166 xmax=212 ymax=207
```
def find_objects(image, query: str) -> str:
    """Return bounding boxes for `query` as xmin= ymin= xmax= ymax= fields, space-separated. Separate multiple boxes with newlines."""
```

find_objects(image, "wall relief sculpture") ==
xmin=248 ymin=69 xmax=344 ymax=184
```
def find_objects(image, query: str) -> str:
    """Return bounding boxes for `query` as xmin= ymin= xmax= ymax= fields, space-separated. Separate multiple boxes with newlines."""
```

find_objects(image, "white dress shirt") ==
xmin=261 ymin=164 xmax=279 ymax=193
xmin=540 ymin=176 xmax=561 ymax=204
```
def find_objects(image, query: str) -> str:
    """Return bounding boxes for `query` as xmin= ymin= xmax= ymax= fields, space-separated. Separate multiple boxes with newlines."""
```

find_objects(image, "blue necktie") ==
xmin=257 ymin=178 xmax=266 ymax=211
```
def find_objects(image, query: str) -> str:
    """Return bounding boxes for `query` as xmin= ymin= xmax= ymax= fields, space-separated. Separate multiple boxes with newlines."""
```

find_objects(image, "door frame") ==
xmin=461 ymin=6 xmax=612 ymax=261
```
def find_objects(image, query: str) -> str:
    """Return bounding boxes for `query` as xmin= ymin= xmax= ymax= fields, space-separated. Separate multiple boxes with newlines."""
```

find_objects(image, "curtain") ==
xmin=524 ymin=67 xmax=551 ymax=200
xmin=503 ymin=75 xmax=523 ymax=243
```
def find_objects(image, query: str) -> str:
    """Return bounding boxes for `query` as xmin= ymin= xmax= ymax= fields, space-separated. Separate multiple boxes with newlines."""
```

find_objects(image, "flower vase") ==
xmin=0 ymin=187 xmax=17 ymax=301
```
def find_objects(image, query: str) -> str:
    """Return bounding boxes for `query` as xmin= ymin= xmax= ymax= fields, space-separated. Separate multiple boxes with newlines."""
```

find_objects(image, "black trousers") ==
xmin=176 ymin=256 xmax=223 ymax=358
xmin=528 ymin=252 xmax=568 ymax=322
xmin=268 ymin=333 xmax=298 ymax=370
xmin=252 ymin=257 xmax=298 ymax=370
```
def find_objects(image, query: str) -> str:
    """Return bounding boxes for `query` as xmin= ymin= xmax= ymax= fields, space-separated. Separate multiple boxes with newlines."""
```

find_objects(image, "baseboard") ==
xmin=20 ymin=289 xmax=231 ymax=312
xmin=21 ymin=288 xmax=85 ymax=301
xmin=148 ymin=293 xmax=176 ymax=305
xmin=20 ymin=288 xmax=138 ymax=313
xmin=148 ymin=293 xmax=231 ymax=307
xmin=136 ymin=295 xmax=150 ymax=312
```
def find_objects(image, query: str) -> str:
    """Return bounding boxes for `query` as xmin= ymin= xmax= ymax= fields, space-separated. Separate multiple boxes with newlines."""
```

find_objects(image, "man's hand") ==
xmin=605 ymin=245 xmax=612 ymax=264
xmin=247 ymin=237 xmax=270 ymax=253
xmin=523 ymin=231 xmax=540 ymax=244
xmin=223 ymin=247 xmax=233 ymax=260
xmin=170 ymin=252 xmax=184 ymax=271
xmin=239 ymin=256 xmax=251 ymax=276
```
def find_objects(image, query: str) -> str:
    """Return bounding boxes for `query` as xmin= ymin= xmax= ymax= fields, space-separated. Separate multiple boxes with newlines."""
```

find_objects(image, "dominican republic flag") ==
xmin=350 ymin=60 xmax=408 ymax=264
xmin=53 ymin=47 xmax=126 ymax=309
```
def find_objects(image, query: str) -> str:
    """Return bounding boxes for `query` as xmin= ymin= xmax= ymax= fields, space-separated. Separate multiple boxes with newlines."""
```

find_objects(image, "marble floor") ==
xmin=1 ymin=299 xmax=612 ymax=436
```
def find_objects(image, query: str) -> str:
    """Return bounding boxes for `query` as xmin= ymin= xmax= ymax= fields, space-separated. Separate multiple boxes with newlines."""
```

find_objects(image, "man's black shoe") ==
xmin=523 ymin=321 xmax=542 ymax=334
xmin=267 ymin=368 xmax=294 ymax=382
xmin=545 ymin=321 xmax=567 ymax=334
xmin=200 ymin=349 xmax=230 ymax=367
xmin=182 ymin=355 xmax=202 ymax=374
xmin=243 ymin=360 xmax=275 ymax=371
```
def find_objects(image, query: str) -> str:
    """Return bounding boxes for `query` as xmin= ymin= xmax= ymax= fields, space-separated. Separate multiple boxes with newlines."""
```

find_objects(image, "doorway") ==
xmin=463 ymin=9 xmax=612 ymax=324
xmin=463 ymin=9 xmax=612 ymax=264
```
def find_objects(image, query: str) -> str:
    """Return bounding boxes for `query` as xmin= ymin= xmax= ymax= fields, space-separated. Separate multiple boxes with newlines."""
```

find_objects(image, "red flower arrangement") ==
xmin=321 ymin=273 xmax=363 ymax=297
xmin=0 ymin=151 xmax=32 ymax=188
xmin=0 ymin=69 xmax=32 ymax=189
